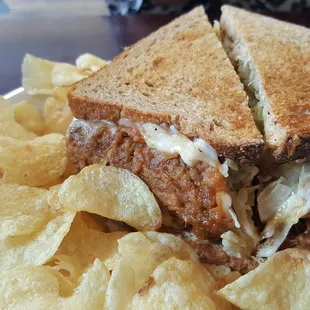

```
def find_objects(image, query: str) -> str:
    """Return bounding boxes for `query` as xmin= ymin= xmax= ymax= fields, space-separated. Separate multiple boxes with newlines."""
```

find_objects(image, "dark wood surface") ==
xmin=0 ymin=13 xmax=309 ymax=94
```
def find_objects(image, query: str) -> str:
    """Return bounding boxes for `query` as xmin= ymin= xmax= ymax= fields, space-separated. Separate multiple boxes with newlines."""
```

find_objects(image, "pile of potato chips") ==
xmin=1 ymin=54 xmax=310 ymax=310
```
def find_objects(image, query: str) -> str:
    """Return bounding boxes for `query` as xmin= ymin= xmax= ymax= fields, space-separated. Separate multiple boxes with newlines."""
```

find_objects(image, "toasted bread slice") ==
xmin=68 ymin=6 xmax=263 ymax=165
xmin=220 ymin=5 xmax=310 ymax=163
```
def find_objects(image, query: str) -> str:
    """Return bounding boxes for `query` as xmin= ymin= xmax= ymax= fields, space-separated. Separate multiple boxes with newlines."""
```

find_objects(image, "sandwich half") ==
xmin=220 ymin=5 xmax=310 ymax=163
xmin=67 ymin=7 xmax=264 ymax=240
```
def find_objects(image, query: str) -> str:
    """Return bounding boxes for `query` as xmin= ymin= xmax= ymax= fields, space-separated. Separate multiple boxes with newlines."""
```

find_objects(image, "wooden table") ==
xmin=0 ymin=13 xmax=309 ymax=94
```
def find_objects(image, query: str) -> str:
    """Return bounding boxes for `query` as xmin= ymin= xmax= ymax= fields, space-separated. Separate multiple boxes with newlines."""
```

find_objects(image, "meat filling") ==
xmin=67 ymin=122 xmax=233 ymax=239
xmin=186 ymin=239 xmax=259 ymax=275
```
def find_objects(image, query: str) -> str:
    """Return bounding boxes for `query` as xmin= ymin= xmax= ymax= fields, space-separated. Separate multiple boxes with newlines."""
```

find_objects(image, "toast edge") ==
xmin=219 ymin=5 xmax=310 ymax=164
xmin=273 ymin=135 xmax=310 ymax=163
xmin=67 ymin=91 xmax=265 ymax=167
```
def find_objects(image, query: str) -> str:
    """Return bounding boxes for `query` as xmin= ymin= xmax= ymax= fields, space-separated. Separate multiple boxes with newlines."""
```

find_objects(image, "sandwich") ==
xmin=66 ymin=6 xmax=264 ymax=242
xmin=220 ymin=5 xmax=310 ymax=163
xmin=220 ymin=6 xmax=310 ymax=257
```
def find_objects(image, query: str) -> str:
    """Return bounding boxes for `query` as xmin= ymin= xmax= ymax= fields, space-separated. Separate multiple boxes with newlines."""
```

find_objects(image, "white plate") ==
xmin=4 ymin=87 xmax=26 ymax=103
xmin=4 ymin=87 xmax=48 ymax=114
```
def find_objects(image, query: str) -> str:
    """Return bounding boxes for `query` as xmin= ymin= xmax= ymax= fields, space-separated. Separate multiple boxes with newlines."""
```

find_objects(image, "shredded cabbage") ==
xmin=221 ymin=186 xmax=260 ymax=258
xmin=220 ymin=158 xmax=238 ymax=178
xmin=227 ymin=38 xmax=287 ymax=145
xmin=257 ymin=177 xmax=292 ymax=222
xmin=228 ymin=166 xmax=259 ymax=190
xmin=221 ymin=230 xmax=257 ymax=258
xmin=277 ymin=162 xmax=304 ymax=189
xmin=231 ymin=187 xmax=259 ymax=240
xmin=217 ymin=192 xmax=240 ymax=228
xmin=213 ymin=20 xmax=220 ymax=37
xmin=257 ymin=163 xmax=310 ymax=257
xmin=229 ymin=41 xmax=265 ymax=127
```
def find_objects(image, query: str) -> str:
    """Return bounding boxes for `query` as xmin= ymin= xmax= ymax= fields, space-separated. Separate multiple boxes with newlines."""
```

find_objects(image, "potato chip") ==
xmin=0 ymin=121 xmax=37 ymax=140
xmin=215 ymin=271 xmax=241 ymax=291
xmin=46 ymin=254 xmax=82 ymax=286
xmin=43 ymin=97 xmax=73 ymax=135
xmin=218 ymin=249 xmax=310 ymax=310
xmin=89 ymin=214 xmax=136 ymax=233
xmin=0 ymin=96 xmax=14 ymax=121
xmin=53 ymin=87 xmax=71 ymax=102
xmin=0 ymin=183 xmax=48 ymax=239
xmin=79 ymin=211 xmax=103 ymax=231
xmin=41 ymin=161 xmax=78 ymax=190
xmin=144 ymin=231 xmax=199 ymax=262
xmin=0 ymin=97 xmax=37 ymax=140
xmin=203 ymin=264 xmax=241 ymax=292
xmin=44 ymin=266 xmax=75 ymax=297
xmin=47 ymin=184 xmax=62 ymax=210
xmin=76 ymin=53 xmax=109 ymax=72
xmin=22 ymin=54 xmax=90 ymax=96
xmin=0 ymin=265 xmax=60 ymax=309
xmin=203 ymin=264 xmax=232 ymax=280
xmin=62 ymin=160 xmax=79 ymax=179
xmin=58 ymin=218 xmax=125 ymax=273
xmin=48 ymin=192 xmax=97 ymax=221
xmin=0 ymin=134 xmax=67 ymax=187
xmin=49 ymin=190 xmax=103 ymax=219
xmin=48 ymin=213 xmax=126 ymax=284
xmin=0 ymin=259 xmax=109 ymax=310
xmin=62 ymin=259 xmax=110 ymax=309
xmin=130 ymin=257 xmax=223 ymax=310
xmin=22 ymin=54 xmax=56 ymax=95
xmin=40 ymin=177 xmax=64 ymax=189
xmin=58 ymin=165 xmax=162 ymax=231
xmin=51 ymin=63 xmax=88 ymax=87
xmin=0 ymin=212 xmax=75 ymax=272
xmin=105 ymin=231 xmax=198 ymax=310
xmin=13 ymin=101 xmax=45 ymax=135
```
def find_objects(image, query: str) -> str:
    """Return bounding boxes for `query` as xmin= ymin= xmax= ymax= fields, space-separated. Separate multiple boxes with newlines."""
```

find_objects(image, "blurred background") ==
xmin=0 ymin=0 xmax=309 ymax=94
xmin=1 ymin=0 xmax=309 ymax=17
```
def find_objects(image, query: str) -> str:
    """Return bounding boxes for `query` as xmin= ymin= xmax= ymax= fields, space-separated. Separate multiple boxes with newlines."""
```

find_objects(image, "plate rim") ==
xmin=3 ymin=87 xmax=25 ymax=100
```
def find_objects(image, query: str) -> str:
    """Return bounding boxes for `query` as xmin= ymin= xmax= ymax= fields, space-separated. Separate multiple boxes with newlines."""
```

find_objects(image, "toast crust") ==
xmin=221 ymin=5 xmax=310 ymax=163
xmin=274 ymin=135 xmax=310 ymax=163
xmin=68 ymin=7 xmax=264 ymax=165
